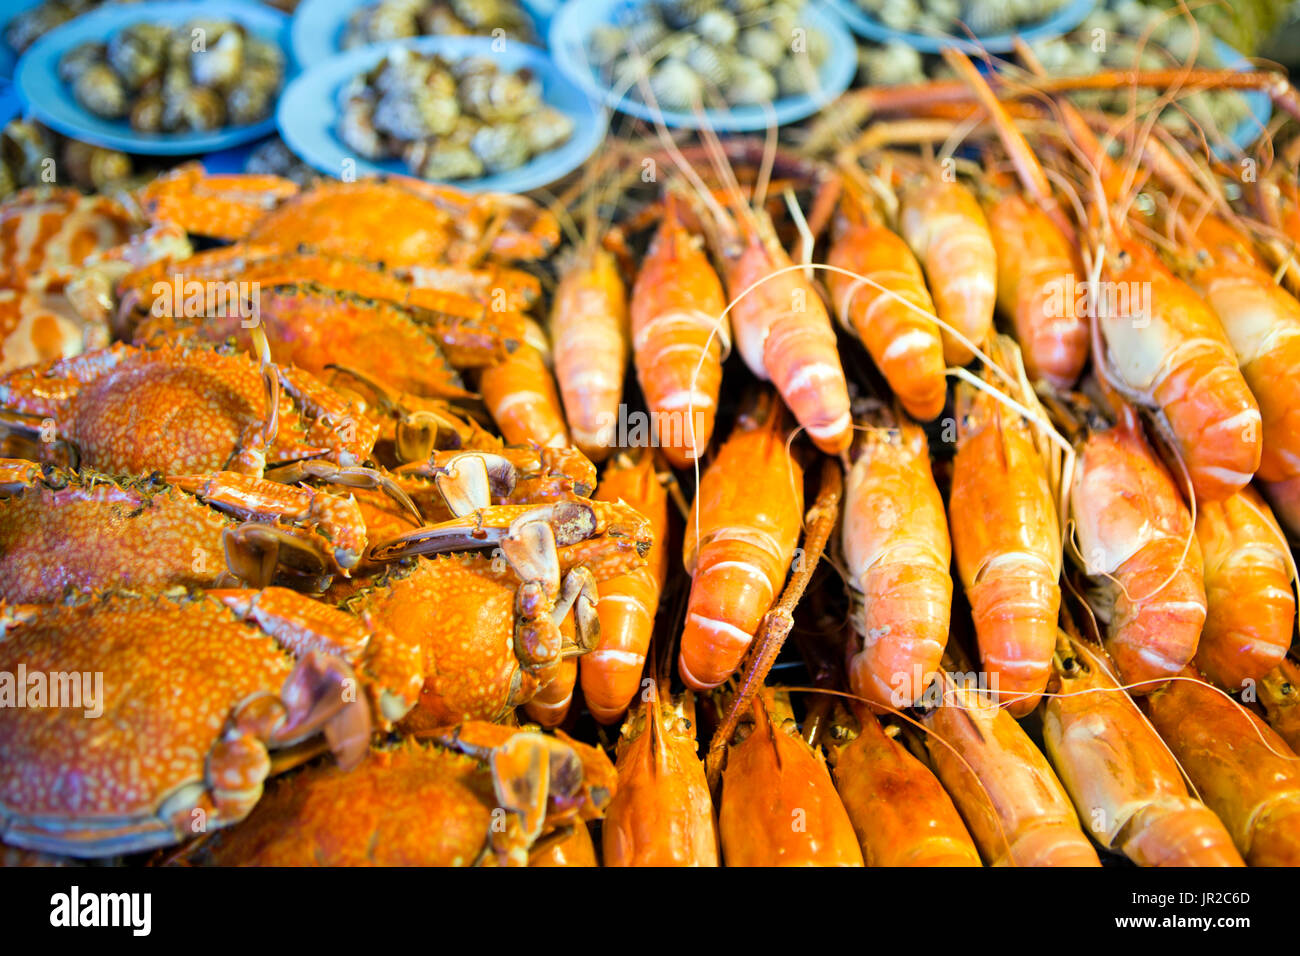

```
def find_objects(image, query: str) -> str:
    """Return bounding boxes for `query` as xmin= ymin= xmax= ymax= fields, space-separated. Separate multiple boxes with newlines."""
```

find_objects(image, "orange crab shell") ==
xmin=136 ymin=164 xmax=301 ymax=242
xmin=189 ymin=741 xmax=507 ymax=866
xmin=191 ymin=720 xmax=613 ymax=867
xmin=346 ymin=554 xmax=534 ymax=730
xmin=120 ymin=247 xmax=528 ymax=370
xmin=246 ymin=180 xmax=460 ymax=269
xmin=0 ymin=342 xmax=380 ymax=475
xmin=134 ymin=282 xmax=472 ymax=400
xmin=0 ymin=592 xmax=338 ymax=857
xmin=0 ymin=469 xmax=230 ymax=602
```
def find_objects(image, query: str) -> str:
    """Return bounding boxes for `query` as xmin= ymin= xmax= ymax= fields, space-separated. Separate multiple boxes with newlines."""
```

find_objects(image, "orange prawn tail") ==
xmin=1192 ymin=261 xmax=1300 ymax=483
xmin=479 ymin=319 xmax=569 ymax=448
xmin=1106 ymin=237 xmax=1261 ymax=501
xmin=724 ymin=225 xmax=852 ymax=455
xmin=581 ymin=453 xmax=669 ymax=723
xmin=898 ymin=174 xmax=997 ymax=365
xmin=825 ymin=182 xmax=946 ymax=421
xmin=1194 ymin=488 xmax=1294 ymax=690
xmin=678 ymin=394 xmax=804 ymax=690
xmin=630 ymin=195 xmax=729 ymax=469
xmin=1099 ymin=423 xmax=1206 ymax=691
xmin=551 ymin=246 xmax=629 ymax=462
xmin=844 ymin=416 xmax=951 ymax=710
xmin=950 ymin=386 xmax=1061 ymax=716
xmin=987 ymin=194 xmax=1088 ymax=388
xmin=523 ymin=656 xmax=577 ymax=728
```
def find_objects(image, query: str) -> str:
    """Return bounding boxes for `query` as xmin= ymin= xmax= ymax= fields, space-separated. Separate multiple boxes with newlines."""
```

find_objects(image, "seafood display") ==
xmin=58 ymin=18 xmax=285 ymax=132
xmin=5 ymin=0 xmax=1300 ymax=876
xmin=339 ymin=49 xmax=574 ymax=180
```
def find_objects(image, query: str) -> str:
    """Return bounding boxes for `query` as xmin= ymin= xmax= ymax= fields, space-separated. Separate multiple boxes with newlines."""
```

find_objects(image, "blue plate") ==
xmin=291 ymin=0 xmax=550 ymax=66
xmin=548 ymin=0 xmax=857 ymax=131
xmin=823 ymin=0 xmax=1095 ymax=53
xmin=14 ymin=0 xmax=291 ymax=155
xmin=276 ymin=36 xmax=606 ymax=193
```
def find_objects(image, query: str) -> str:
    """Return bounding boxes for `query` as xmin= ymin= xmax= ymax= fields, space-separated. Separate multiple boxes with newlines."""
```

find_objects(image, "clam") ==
xmin=471 ymin=121 xmax=529 ymax=174
xmin=649 ymin=58 xmax=704 ymax=112
xmin=74 ymin=64 xmax=128 ymax=119
xmin=191 ymin=28 xmax=245 ymax=90
xmin=725 ymin=54 xmax=777 ymax=105
xmin=57 ymin=42 xmax=105 ymax=86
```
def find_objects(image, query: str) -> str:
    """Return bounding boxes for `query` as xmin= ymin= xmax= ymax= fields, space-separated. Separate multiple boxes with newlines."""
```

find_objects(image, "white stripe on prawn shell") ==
xmin=686 ymin=612 xmax=754 ymax=648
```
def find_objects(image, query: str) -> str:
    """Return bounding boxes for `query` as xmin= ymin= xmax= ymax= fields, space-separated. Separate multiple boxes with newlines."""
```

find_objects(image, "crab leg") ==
xmin=366 ymin=500 xmax=599 ymax=561
xmin=171 ymin=471 xmax=369 ymax=573
xmin=262 ymin=460 xmax=423 ymax=525
xmin=212 ymin=586 xmax=421 ymax=729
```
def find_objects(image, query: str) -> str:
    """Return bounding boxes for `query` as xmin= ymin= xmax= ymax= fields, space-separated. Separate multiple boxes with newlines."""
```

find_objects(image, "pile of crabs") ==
xmin=0 ymin=165 xmax=650 ymax=865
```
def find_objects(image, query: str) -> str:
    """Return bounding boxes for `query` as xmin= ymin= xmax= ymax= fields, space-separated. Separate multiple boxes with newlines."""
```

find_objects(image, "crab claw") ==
xmin=173 ymin=472 xmax=369 ymax=576
xmin=553 ymin=730 xmax=617 ymax=820
xmin=556 ymin=567 xmax=600 ymax=657
xmin=223 ymin=523 xmax=332 ymax=588
xmin=428 ymin=452 xmax=519 ymax=515
xmin=274 ymin=650 xmax=372 ymax=771
xmin=214 ymin=587 xmax=421 ymax=735
xmin=207 ymin=731 xmax=273 ymax=824
xmin=435 ymin=453 xmax=493 ymax=517
xmin=490 ymin=732 xmax=552 ymax=846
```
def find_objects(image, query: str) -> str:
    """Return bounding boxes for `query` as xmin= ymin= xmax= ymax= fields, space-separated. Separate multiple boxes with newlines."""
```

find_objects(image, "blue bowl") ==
xmin=276 ymin=35 xmax=607 ymax=193
xmin=290 ymin=0 xmax=552 ymax=67
xmin=823 ymin=0 xmax=1095 ymax=54
xmin=548 ymin=0 xmax=857 ymax=131
xmin=14 ymin=0 xmax=291 ymax=155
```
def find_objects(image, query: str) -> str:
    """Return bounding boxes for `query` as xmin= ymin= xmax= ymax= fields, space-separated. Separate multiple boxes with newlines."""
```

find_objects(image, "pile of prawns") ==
xmin=554 ymin=34 xmax=1300 ymax=867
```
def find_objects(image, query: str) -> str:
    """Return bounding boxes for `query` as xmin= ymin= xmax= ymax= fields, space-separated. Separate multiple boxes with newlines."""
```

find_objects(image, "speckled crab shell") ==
xmin=135 ymin=164 xmax=301 ymax=242
xmin=0 ymin=467 xmax=234 ymax=602
xmin=0 ymin=463 xmax=377 ymax=602
xmin=189 ymin=724 xmax=616 ymax=866
xmin=118 ymin=247 xmax=529 ymax=370
xmin=344 ymin=554 xmax=528 ymax=729
xmin=244 ymin=177 xmax=560 ymax=266
xmin=0 ymin=591 xmax=372 ymax=858
xmin=134 ymin=282 xmax=472 ymax=401
xmin=245 ymin=180 xmax=461 ymax=269
xmin=0 ymin=341 xmax=379 ymax=475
